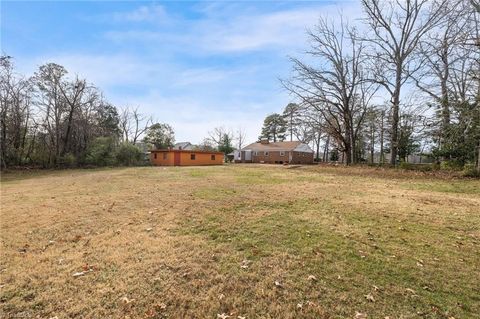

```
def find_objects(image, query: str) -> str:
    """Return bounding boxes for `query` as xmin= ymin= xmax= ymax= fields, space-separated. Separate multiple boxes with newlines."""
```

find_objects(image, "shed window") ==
xmin=154 ymin=153 xmax=157 ymax=159
xmin=211 ymin=154 xmax=216 ymax=160
xmin=163 ymin=153 xmax=167 ymax=160
xmin=280 ymin=151 xmax=285 ymax=156
xmin=191 ymin=154 xmax=196 ymax=160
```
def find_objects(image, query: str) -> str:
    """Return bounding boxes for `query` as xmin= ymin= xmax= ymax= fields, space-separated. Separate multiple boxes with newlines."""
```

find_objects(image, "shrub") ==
xmin=440 ymin=160 xmax=464 ymax=171
xmin=59 ymin=153 xmax=76 ymax=168
xmin=398 ymin=162 xmax=433 ymax=172
xmin=85 ymin=137 xmax=116 ymax=166
xmin=462 ymin=163 xmax=480 ymax=178
xmin=116 ymin=143 xmax=143 ymax=166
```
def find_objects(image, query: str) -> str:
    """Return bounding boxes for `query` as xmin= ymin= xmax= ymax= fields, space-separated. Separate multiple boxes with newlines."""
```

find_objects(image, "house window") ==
xmin=280 ymin=151 xmax=285 ymax=156
xmin=253 ymin=151 xmax=258 ymax=156
xmin=163 ymin=153 xmax=167 ymax=160
xmin=191 ymin=154 xmax=196 ymax=160
xmin=154 ymin=153 xmax=157 ymax=159
xmin=265 ymin=151 xmax=269 ymax=156
xmin=211 ymin=155 xmax=216 ymax=160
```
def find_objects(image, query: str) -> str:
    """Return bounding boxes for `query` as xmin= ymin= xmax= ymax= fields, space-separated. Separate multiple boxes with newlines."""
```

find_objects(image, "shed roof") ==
xmin=150 ymin=149 xmax=224 ymax=155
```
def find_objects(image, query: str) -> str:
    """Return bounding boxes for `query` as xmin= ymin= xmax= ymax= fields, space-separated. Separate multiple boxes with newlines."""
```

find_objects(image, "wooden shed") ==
xmin=150 ymin=149 xmax=224 ymax=166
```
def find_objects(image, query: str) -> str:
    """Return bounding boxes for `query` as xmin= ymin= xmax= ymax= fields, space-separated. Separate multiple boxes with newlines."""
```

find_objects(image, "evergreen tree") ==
xmin=259 ymin=113 xmax=287 ymax=142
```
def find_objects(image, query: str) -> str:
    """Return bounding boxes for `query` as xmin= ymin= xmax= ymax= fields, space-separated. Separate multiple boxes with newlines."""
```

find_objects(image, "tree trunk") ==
xmin=315 ymin=133 xmax=321 ymax=161
xmin=477 ymin=143 xmax=480 ymax=173
xmin=370 ymin=128 xmax=375 ymax=164
xmin=344 ymin=142 xmax=352 ymax=165
xmin=390 ymin=66 xmax=402 ymax=166
xmin=323 ymin=136 xmax=330 ymax=162
xmin=380 ymin=110 xmax=384 ymax=165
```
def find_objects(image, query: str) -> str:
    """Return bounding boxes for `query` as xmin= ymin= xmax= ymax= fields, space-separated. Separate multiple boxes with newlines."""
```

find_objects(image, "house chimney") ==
xmin=260 ymin=139 xmax=269 ymax=144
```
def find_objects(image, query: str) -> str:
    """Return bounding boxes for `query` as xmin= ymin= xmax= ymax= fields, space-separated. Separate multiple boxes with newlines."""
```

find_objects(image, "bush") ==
xmin=116 ymin=143 xmax=143 ymax=166
xmin=85 ymin=137 xmax=116 ymax=166
xmin=398 ymin=162 xmax=433 ymax=172
xmin=462 ymin=163 xmax=480 ymax=178
xmin=59 ymin=153 xmax=76 ymax=168
xmin=440 ymin=160 xmax=464 ymax=171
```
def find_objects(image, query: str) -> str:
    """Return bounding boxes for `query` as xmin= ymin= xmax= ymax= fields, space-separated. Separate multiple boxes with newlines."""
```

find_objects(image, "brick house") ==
xmin=234 ymin=140 xmax=314 ymax=164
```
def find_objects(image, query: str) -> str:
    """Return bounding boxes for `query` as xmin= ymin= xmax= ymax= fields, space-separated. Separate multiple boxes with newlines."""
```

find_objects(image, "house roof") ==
xmin=173 ymin=142 xmax=192 ymax=150
xmin=150 ymin=149 xmax=224 ymax=155
xmin=242 ymin=141 xmax=312 ymax=152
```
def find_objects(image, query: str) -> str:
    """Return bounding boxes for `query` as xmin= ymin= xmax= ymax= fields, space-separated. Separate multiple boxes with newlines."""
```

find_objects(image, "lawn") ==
xmin=1 ymin=165 xmax=479 ymax=318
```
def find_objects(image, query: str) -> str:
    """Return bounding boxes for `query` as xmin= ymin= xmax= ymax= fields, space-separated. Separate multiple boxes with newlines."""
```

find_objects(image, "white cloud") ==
xmin=102 ymin=2 xmax=364 ymax=54
xmin=14 ymin=1 xmax=366 ymax=145
xmin=196 ymin=8 xmax=319 ymax=52
xmin=112 ymin=4 xmax=168 ymax=23
xmin=22 ymin=52 xmax=283 ymax=144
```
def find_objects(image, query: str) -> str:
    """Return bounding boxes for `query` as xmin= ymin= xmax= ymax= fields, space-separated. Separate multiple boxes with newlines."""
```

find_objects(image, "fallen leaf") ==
xmin=121 ymin=296 xmax=135 ymax=304
xmin=146 ymin=228 xmax=153 ymax=232
xmin=217 ymin=313 xmax=230 ymax=319
xmin=296 ymin=303 xmax=303 ymax=309
xmin=144 ymin=309 xmax=156 ymax=318
xmin=237 ymin=316 xmax=246 ymax=319
xmin=307 ymin=275 xmax=317 ymax=281
xmin=240 ymin=259 xmax=251 ymax=269
xmin=72 ymin=271 xmax=86 ymax=277
xmin=156 ymin=302 xmax=167 ymax=310
xmin=274 ymin=280 xmax=283 ymax=288
xmin=218 ymin=293 xmax=225 ymax=300
xmin=364 ymin=293 xmax=375 ymax=302
xmin=354 ymin=312 xmax=367 ymax=319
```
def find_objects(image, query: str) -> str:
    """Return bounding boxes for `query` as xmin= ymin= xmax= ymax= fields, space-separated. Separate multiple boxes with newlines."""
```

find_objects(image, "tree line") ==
xmin=0 ymin=58 xmax=177 ymax=169
xmin=259 ymin=0 xmax=479 ymax=172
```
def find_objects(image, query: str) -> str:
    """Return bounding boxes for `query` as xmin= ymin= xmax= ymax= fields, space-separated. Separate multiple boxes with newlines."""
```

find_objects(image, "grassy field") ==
xmin=1 ymin=165 xmax=479 ymax=318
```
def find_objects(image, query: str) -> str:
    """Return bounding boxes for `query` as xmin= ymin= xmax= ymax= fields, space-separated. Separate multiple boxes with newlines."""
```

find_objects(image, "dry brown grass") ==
xmin=1 ymin=165 xmax=479 ymax=318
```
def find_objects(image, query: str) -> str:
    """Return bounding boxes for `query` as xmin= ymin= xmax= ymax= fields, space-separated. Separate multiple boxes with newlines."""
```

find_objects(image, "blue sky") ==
xmin=1 ymin=0 xmax=362 ymax=144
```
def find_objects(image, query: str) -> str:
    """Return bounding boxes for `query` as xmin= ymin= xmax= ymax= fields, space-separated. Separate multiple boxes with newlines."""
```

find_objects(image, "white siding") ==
xmin=293 ymin=143 xmax=314 ymax=153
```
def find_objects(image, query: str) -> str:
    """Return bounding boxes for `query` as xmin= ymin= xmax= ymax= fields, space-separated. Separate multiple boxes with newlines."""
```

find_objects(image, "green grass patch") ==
xmin=402 ymin=180 xmax=480 ymax=194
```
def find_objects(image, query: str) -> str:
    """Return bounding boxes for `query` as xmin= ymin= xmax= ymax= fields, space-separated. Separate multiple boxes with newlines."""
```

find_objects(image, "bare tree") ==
xmin=0 ymin=56 xmax=34 ymax=167
xmin=413 ymin=1 xmax=473 ymax=149
xmin=235 ymin=127 xmax=246 ymax=150
xmin=119 ymin=106 xmax=152 ymax=143
xmin=361 ymin=0 xmax=449 ymax=165
xmin=283 ymin=17 xmax=377 ymax=164
xmin=208 ymin=126 xmax=233 ymax=147
xmin=33 ymin=63 xmax=68 ymax=165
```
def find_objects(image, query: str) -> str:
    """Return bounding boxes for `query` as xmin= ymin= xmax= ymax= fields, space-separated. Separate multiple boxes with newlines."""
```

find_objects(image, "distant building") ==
xmin=234 ymin=140 xmax=314 ymax=164
xmin=150 ymin=149 xmax=224 ymax=166
xmin=173 ymin=142 xmax=194 ymax=150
